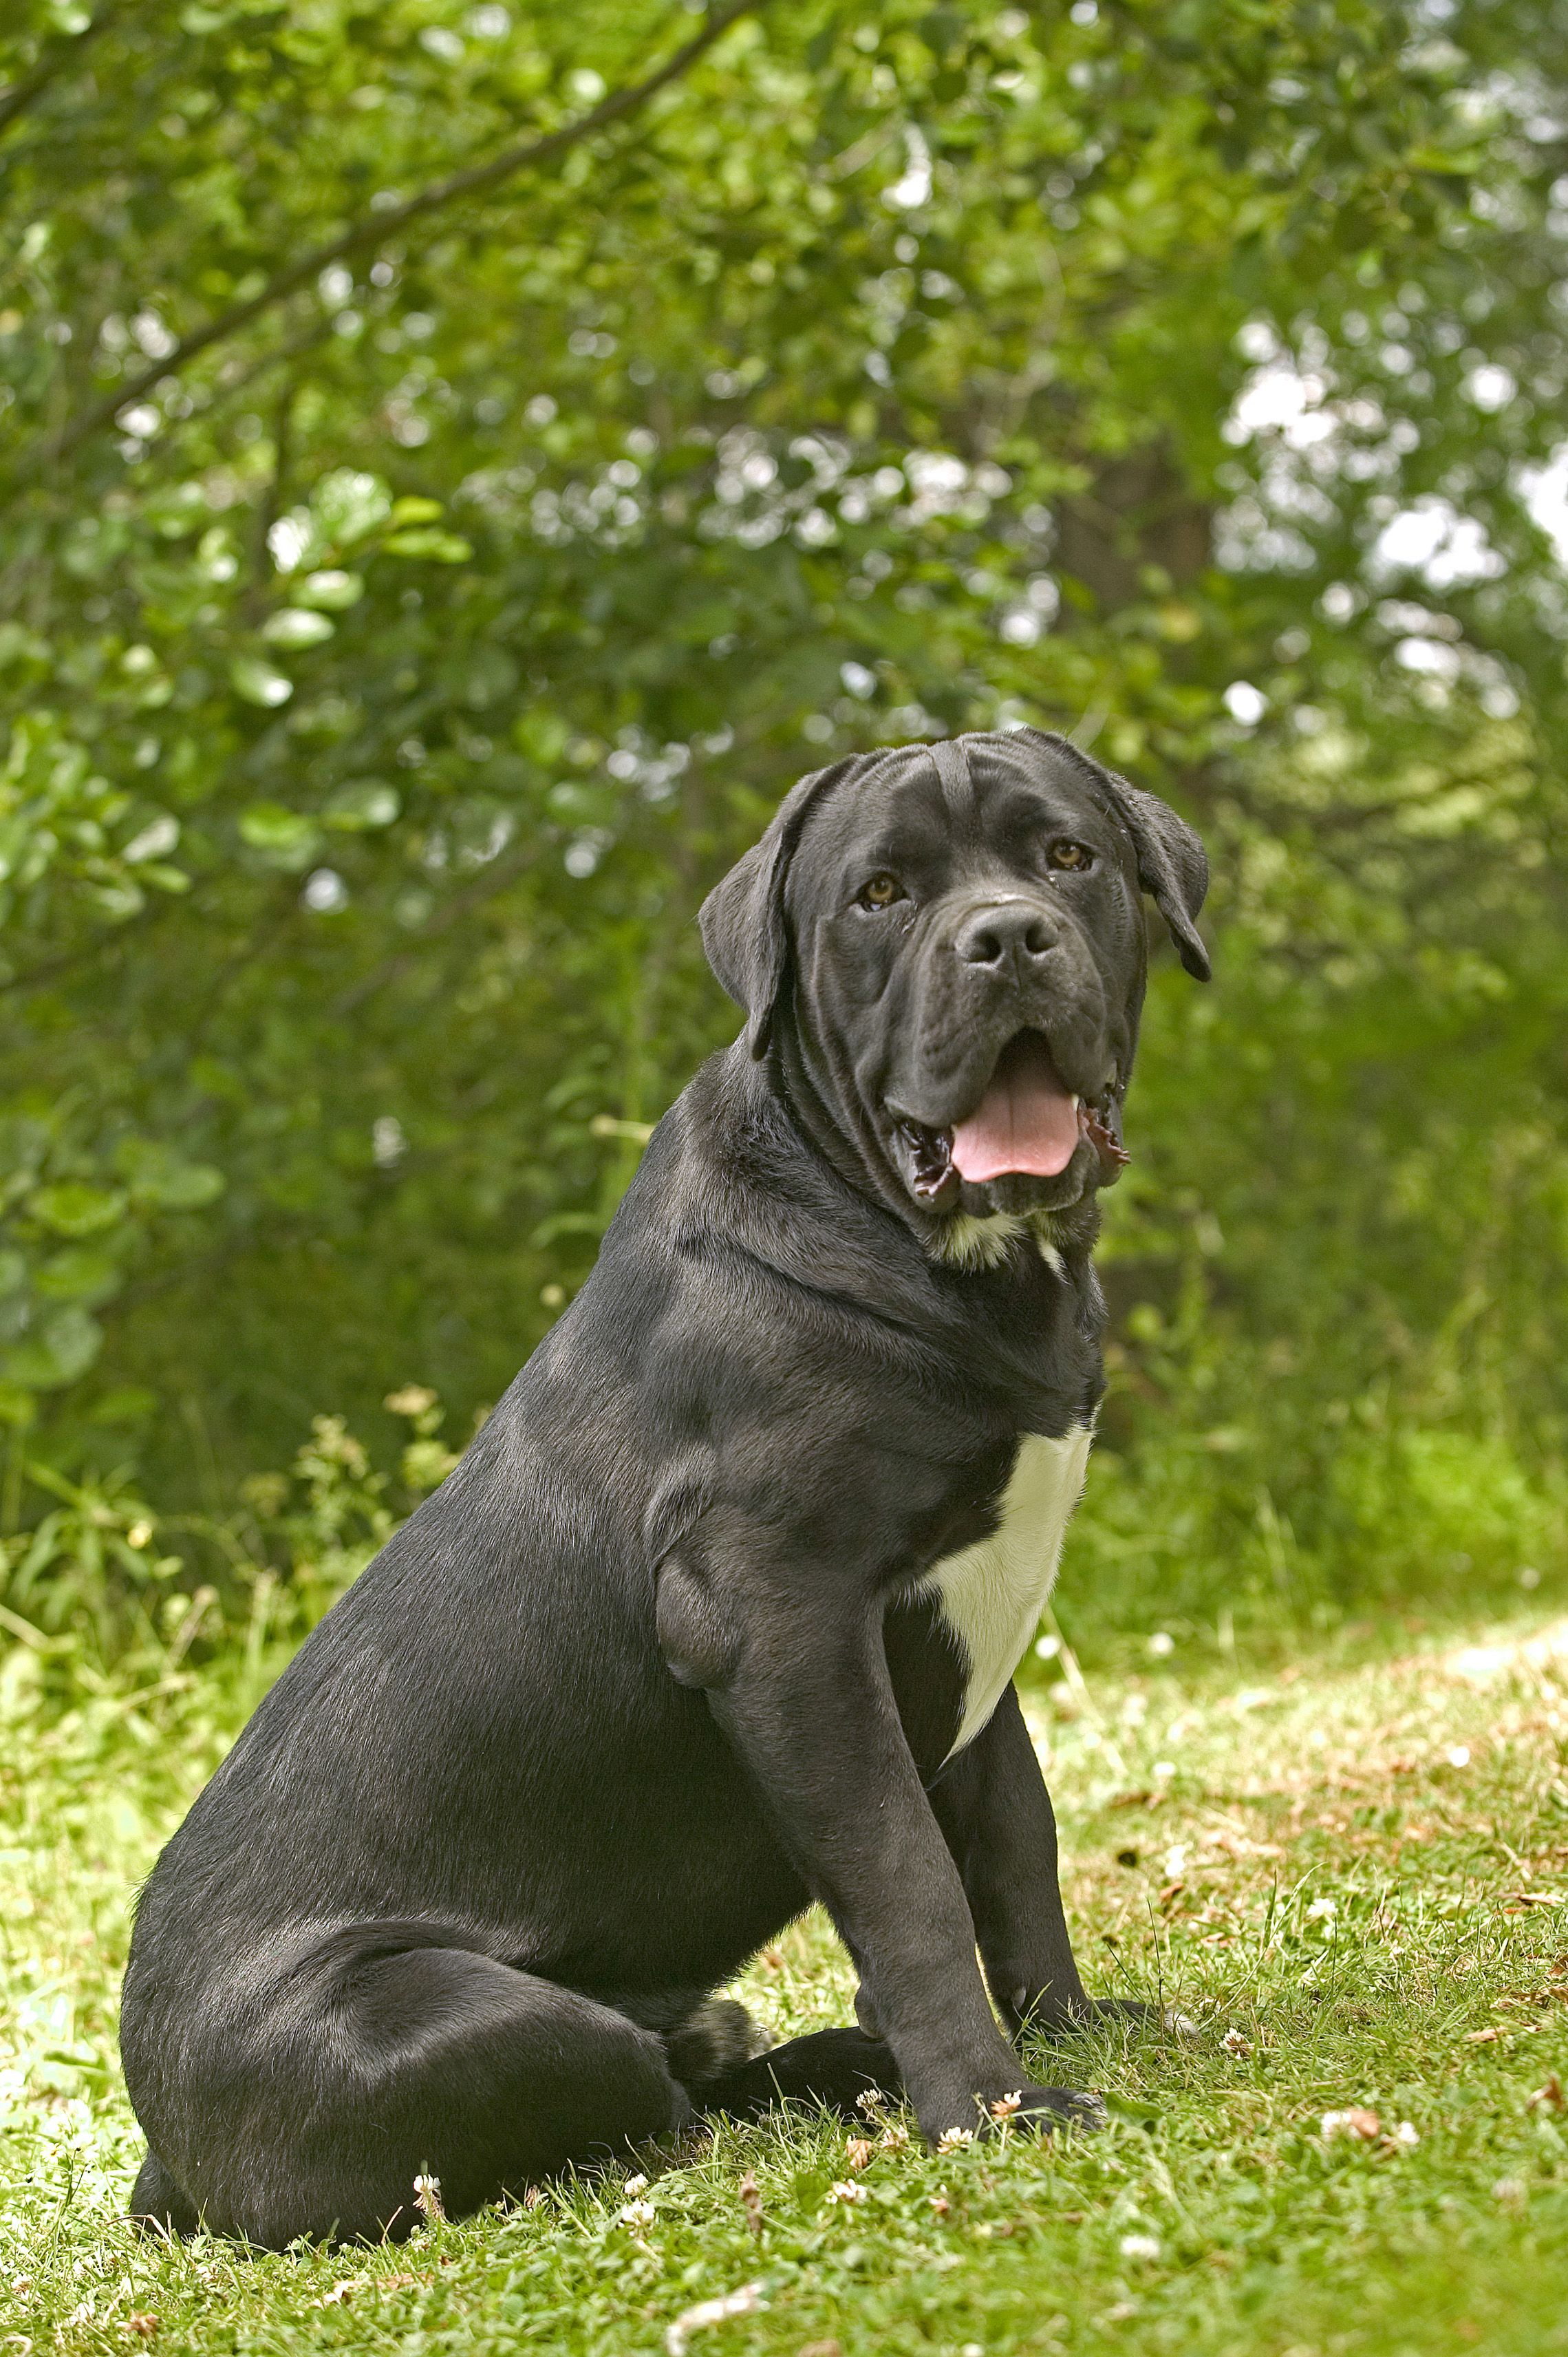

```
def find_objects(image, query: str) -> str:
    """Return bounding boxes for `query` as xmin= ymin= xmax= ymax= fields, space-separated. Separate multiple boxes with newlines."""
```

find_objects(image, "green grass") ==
xmin=3 ymin=1606 xmax=1568 ymax=2357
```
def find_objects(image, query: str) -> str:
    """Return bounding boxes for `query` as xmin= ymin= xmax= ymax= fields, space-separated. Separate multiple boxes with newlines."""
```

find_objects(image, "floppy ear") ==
xmin=1022 ymin=732 xmax=1210 ymax=981
xmin=698 ymin=757 xmax=859 ymax=1058
xmin=1102 ymin=772 xmax=1212 ymax=981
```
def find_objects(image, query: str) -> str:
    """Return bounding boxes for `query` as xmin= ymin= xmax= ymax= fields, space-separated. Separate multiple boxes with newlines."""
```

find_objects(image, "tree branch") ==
xmin=21 ymin=0 xmax=762 ymax=474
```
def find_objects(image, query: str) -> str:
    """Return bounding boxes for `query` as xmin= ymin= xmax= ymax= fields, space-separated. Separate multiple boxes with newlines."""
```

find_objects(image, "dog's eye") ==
xmin=1046 ymin=840 xmax=1093 ymax=872
xmin=859 ymin=873 xmax=905 ymax=910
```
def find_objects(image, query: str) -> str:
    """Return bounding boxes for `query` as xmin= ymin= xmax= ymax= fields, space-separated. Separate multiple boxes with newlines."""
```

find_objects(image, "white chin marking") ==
xmin=922 ymin=1426 xmax=1092 ymax=1755
xmin=926 ymin=1206 xmax=1066 ymax=1274
xmin=927 ymin=1209 xmax=1027 ymax=1269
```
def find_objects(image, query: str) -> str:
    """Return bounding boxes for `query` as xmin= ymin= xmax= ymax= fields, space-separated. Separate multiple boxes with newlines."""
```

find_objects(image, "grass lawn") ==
xmin=3 ymin=1603 xmax=1567 ymax=2356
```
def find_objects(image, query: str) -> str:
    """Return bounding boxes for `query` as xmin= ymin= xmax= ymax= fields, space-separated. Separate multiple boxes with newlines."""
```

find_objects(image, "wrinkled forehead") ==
xmin=793 ymin=734 xmax=1128 ymax=877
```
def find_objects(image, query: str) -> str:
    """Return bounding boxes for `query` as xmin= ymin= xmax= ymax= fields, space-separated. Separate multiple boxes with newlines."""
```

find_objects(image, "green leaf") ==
xmin=238 ymin=802 xmax=322 ymax=868
xmin=121 ymin=813 xmax=180 ymax=864
xmin=388 ymin=496 xmax=444 ymax=526
xmin=263 ymin=608 xmax=336 ymax=649
xmin=34 ymin=1248 xmax=122 ymax=1306
xmin=322 ymin=778 xmax=400 ymax=831
xmin=230 ymin=655 xmax=294 ymax=707
xmin=0 ymin=1305 xmax=103 ymax=1389
xmin=312 ymin=469 xmax=393 ymax=544
xmin=514 ymin=712 xmax=570 ymax=764
xmin=382 ymin=528 xmax=473 ymax=563
xmin=30 ymin=1184 xmax=127 ymax=1239
xmin=115 ymin=1138 xmax=226 ymax=1211
xmin=294 ymin=569 xmax=365 ymax=611
xmin=144 ymin=1164 xmax=222 ymax=1212
xmin=88 ymin=881 xmax=144 ymax=921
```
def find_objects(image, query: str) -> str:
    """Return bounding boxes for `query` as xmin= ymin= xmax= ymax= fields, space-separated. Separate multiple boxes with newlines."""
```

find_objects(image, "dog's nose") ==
xmin=955 ymin=899 xmax=1059 ymax=968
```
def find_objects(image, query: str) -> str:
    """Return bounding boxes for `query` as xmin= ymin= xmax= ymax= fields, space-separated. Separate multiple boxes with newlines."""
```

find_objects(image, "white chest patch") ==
xmin=922 ymin=1427 xmax=1091 ymax=1756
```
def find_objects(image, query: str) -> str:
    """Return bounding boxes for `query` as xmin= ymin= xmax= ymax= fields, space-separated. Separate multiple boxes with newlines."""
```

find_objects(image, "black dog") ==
xmin=121 ymin=727 xmax=1209 ymax=2246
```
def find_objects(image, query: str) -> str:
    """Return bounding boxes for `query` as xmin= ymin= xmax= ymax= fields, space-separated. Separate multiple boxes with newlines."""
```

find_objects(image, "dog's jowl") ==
xmin=120 ymin=728 xmax=1210 ymax=2246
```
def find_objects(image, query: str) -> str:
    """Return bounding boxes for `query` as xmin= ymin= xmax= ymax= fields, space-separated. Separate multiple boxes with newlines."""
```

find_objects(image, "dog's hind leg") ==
xmin=661 ymin=1995 xmax=768 ymax=2085
xmin=127 ymin=1939 xmax=690 ymax=2248
xmin=129 ymin=2148 xmax=201 ymax=2239
xmin=689 ymin=2026 xmax=903 ymax=2124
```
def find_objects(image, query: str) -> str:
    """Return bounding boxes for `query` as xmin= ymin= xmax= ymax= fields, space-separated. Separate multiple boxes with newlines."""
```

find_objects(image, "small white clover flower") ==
xmin=824 ymin=2178 xmax=867 ymax=2205
xmin=989 ymin=2091 xmax=1023 ymax=2120
xmin=619 ymin=2199 xmax=656 ymax=2229
xmin=1119 ymin=2232 xmax=1161 ymax=2262
xmin=1320 ymin=2107 xmax=1380 ymax=2142
xmin=936 ymin=2126 xmax=975 ymax=2153
xmin=1221 ymin=2027 xmax=1252 ymax=2055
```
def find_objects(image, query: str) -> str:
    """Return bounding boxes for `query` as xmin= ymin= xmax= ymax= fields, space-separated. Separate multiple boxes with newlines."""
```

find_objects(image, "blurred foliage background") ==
xmin=3 ymin=0 xmax=1568 ymax=1675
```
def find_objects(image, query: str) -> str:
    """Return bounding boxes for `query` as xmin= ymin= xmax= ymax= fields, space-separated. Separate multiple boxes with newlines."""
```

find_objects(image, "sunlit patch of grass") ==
xmin=3 ymin=1612 xmax=1567 ymax=2354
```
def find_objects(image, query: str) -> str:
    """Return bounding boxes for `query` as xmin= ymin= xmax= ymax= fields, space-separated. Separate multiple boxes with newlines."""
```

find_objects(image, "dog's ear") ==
xmin=1102 ymin=773 xmax=1212 ymax=981
xmin=699 ymin=757 xmax=858 ymax=1057
xmin=1022 ymin=732 xmax=1211 ymax=981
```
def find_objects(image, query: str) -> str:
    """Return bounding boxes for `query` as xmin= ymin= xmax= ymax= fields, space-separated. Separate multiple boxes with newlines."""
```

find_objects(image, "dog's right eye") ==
xmin=858 ymin=873 xmax=906 ymax=910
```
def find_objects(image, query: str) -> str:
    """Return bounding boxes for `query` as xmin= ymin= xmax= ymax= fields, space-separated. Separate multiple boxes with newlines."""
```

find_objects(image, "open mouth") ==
xmin=895 ymin=1030 xmax=1129 ymax=1207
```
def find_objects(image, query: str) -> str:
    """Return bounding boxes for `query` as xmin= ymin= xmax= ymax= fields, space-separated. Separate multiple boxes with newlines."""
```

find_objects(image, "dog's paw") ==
xmin=664 ymin=1997 xmax=770 ymax=2087
xmin=1004 ymin=2084 xmax=1107 ymax=2135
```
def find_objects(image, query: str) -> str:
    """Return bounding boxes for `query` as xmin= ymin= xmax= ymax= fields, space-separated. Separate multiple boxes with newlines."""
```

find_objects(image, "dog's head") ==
xmin=700 ymin=729 xmax=1209 ymax=1245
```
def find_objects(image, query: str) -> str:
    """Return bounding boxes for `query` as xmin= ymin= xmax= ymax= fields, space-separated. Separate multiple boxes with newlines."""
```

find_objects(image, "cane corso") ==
xmin=121 ymin=727 xmax=1209 ymax=2246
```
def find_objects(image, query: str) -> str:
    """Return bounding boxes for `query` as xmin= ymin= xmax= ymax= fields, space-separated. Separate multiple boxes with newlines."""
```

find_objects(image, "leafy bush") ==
xmin=3 ymin=0 xmax=1566 ymax=1641
xmin=0 ymin=1387 xmax=464 ymax=1700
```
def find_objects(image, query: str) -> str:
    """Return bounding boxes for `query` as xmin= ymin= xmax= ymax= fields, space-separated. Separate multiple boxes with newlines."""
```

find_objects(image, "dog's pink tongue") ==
xmin=950 ymin=1035 xmax=1080 ymax=1183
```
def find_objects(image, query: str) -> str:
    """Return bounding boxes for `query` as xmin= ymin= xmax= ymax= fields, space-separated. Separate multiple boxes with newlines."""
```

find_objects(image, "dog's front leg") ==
xmin=929 ymin=1683 xmax=1150 ymax=2041
xmin=658 ymin=1542 xmax=1100 ymax=2144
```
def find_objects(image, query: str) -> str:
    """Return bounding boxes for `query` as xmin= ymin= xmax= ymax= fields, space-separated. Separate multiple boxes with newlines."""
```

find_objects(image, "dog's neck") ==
xmin=689 ymin=1042 xmax=1105 ymax=1436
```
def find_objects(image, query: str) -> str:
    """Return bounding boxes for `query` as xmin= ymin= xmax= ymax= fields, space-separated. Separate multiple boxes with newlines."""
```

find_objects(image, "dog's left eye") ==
xmin=858 ymin=873 xmax=906 ymax=909
xmin=1046 ymin=840 xmax=1093 ymax=871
